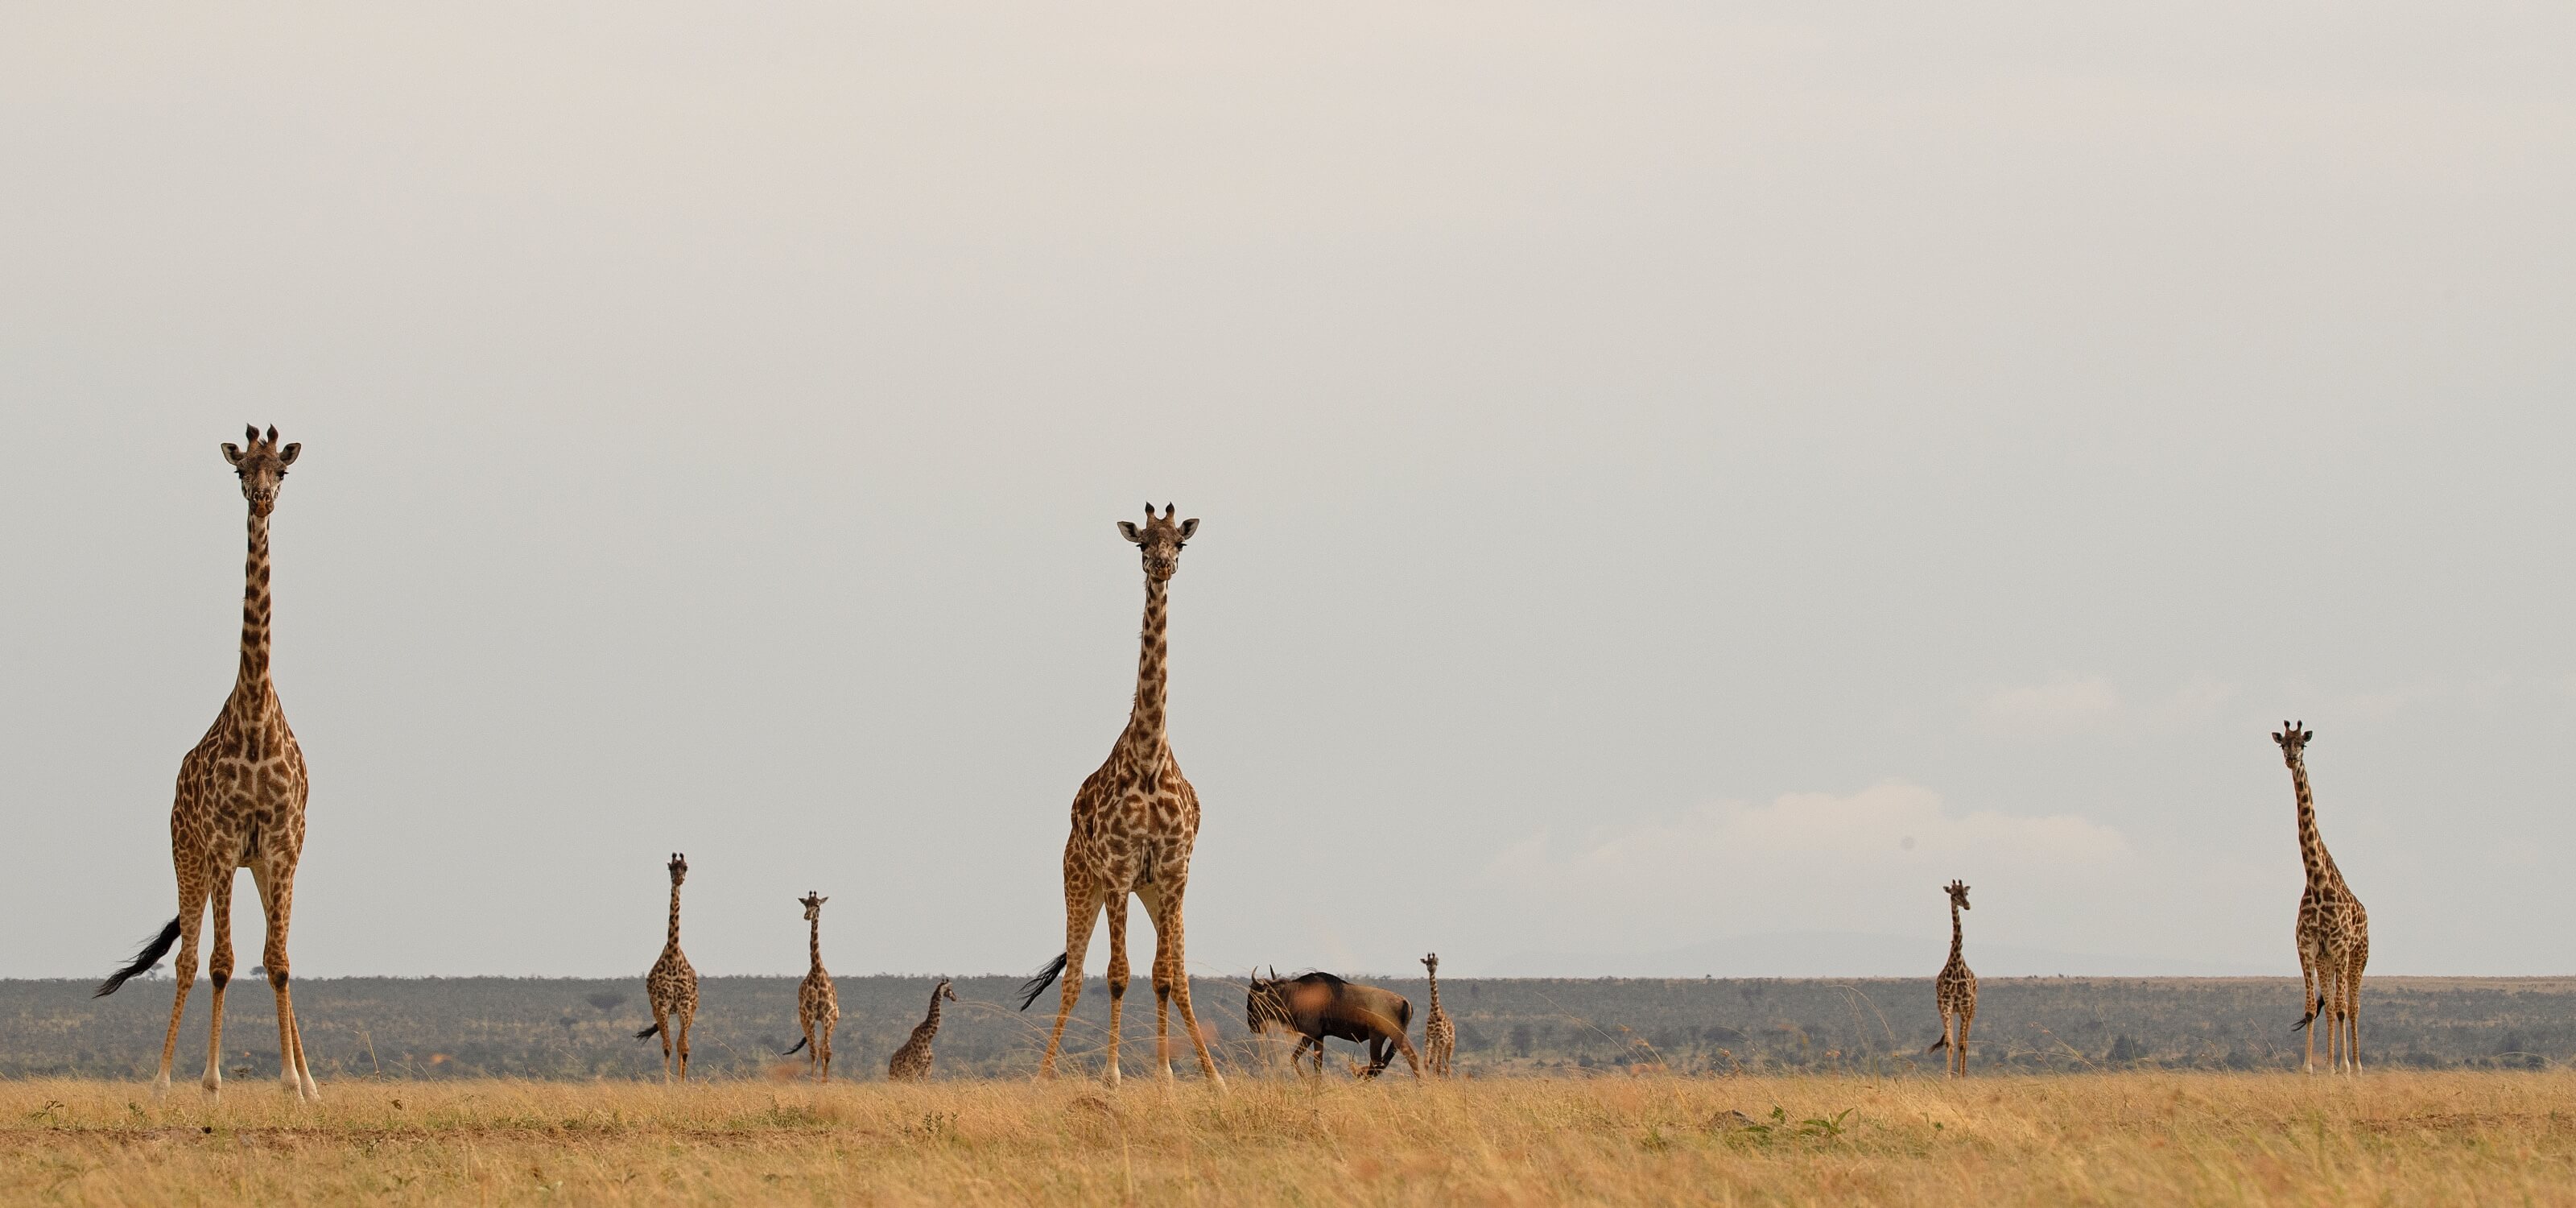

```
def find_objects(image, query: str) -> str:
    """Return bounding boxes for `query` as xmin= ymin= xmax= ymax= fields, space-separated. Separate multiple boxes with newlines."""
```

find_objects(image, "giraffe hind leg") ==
xmin=1038 ymin=887 xmax=1102 ymax=1081
xmin=1103 ymin=894 xmax=1133 ymax=1086
xmin=1146 ymin=884 xmax=1224 ymax=1087
xmin=155 ymin=873 xmax=214 ymax=1099
xmin=1138 ymin=883 xmax=1175 ymax=1081
xmin=250 ymin=859 xmax=317 ymax=1101
xmin=202 ymin=870 xmax=236 ymax=1095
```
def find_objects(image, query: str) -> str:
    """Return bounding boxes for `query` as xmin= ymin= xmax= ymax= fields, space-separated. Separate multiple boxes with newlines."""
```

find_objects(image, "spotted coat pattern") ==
xmin=791 ymin=892 xmax=837 ymax=1080
xmin=1034 ymin=505 xmax=1226 ymax=1086
xmin=1420 ymin=954 xmax=1456 ymax=1077
xmin=149 ymin=427 xmax=319 ymax=1101
xmin=1930 ymin=880 xmax=1977 ymax=1078
xmin=2277 ymin=722 xmax=2369 ymax=1074
xmin=642 ymin=853 xmax=699 ymax=1081
xmin=887 ymin=979 xmax=956 ymax=1081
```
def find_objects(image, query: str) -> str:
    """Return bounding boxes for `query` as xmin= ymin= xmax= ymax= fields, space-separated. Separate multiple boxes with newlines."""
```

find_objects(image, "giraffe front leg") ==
xmin=202 ymin=871 xmax=235 ymax=1097
xmin=1103 ymin=895 xmax=1132 ymax=1087
xmin=819 ymin=1014 xmax=835 ymax=1082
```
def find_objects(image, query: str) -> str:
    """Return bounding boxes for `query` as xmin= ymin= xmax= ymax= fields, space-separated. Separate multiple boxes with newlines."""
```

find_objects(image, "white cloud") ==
xmin=1480 ymin=782 xmax=2129 ymax=950
xmin=1973 ymin=676 xmax=2122 ymax=737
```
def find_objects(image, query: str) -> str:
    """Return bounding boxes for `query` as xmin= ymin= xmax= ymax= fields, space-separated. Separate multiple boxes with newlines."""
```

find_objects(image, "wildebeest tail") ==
xmin=782 ymin=1036 xmax=809 ymax=1056
xmin=635 ymin=1022 xmax=662 ymax=1040
xmin=1015 ymin=953 xmax=1069 ymax=1011
xmin=95 ymin=916 xmax=182 ymax=998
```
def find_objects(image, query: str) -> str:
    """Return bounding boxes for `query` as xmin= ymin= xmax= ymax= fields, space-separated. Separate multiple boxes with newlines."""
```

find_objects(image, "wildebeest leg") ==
xmin=1290 ymin=1035 xmax=1315 ymax=1077
xmin=1364 ymin=1036 xmax=1390 ymax=1079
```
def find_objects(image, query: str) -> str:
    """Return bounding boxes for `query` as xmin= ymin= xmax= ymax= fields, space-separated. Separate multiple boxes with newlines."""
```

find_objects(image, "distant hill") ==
xmin=1491 ymin=931 xmax=2273 ymax=978
xmin=6 ymin=974 xmax=2570 ymax=1080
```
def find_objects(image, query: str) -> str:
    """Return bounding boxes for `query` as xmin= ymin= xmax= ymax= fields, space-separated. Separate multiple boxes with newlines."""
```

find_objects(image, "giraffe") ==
xmin=1014 ymin=503 xmax=1226 ymax=1087
xmin=1420 ymin=953 xmax=1456 ymax=1077
xmin=635 ymin=853 xmax=698 ymax=1081
xmin=887 ymin=978 xmax=957 ymax=1082
xmin=94 ymin=425 xmax=318 ymax=1102
xmin=2277 ymin=721 xmax=2369 ymax=1074
xmin=1926 ymin=879 xmax=1976 ymax=1078
xmin=778 ymin=892 xmax=837 ymax=1081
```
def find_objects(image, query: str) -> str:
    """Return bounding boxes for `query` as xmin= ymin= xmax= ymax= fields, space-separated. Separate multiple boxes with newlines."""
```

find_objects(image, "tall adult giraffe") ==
xmin=2276 ymin=722 xmax=2369 ymax=1074
xmin=96 ymin=426 xmax=319 ymax=1102
xmin=1926 ymin=879 xmax=1977 ymax=1078
xmin=1014 ymin=503 xmax=1225 ymax=1087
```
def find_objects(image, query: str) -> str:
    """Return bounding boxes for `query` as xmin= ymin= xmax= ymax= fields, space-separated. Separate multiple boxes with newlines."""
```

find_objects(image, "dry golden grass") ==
xmin=5 ymin=1070 xmax=2575 ymax=1206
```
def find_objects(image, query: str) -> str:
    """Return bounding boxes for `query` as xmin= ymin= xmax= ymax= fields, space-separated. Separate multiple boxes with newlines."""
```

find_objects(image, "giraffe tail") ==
xmin=782 ymin=1036 xmax=809 ymax=1056
xmin=93 ymin=916 xmax=182 ymax=998
xmin=2290 ymin=993 xmax=2325 ymax=1032
xmin=1013 ymin=953 xmax=1069 ymax=1011
xmin=1926 ymin=1036 xmax=1950 ymax=1053
xmin=634 ymin=1022 xmax=663 ymax=1040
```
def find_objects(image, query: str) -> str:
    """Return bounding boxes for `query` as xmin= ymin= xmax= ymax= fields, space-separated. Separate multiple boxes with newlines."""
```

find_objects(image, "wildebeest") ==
xmin=1245 ymin=968 xmax=1423 ymax=1079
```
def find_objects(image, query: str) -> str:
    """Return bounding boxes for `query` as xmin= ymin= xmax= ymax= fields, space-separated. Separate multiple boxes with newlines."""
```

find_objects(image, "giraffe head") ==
xmin=935 ymin=978 xmax=957 ymax=1003
xmin=798 ymin=892 xmax=827 ymax=921
xmin=667 ymin=852 xmax=688 ymax=885
xmin=220 ymin=424 xmax=301 ymax=517
xmin=2273 ymin=720 xmax=2314 ymax=767
xmin=1421 ymin=953 xmax=1439 ymax=975
xmin=1943 ymin=879 xmax=1971 ymax=911
xmin=1117 ymin=503 xmax=1199 ymax=581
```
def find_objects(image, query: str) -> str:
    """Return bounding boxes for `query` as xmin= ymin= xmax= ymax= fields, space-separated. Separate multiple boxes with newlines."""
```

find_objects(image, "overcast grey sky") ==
xmin=4 ymin=3 xmax=2571 ymax=983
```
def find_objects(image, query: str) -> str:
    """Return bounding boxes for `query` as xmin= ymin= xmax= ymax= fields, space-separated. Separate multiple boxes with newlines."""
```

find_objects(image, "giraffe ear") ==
xmin=221 ymin=443 xmax=245 ymax=466
xmin=1117 ymin=521 xmax=1145 ymax=543
xmin=1178 ymin=518 xmax=1199 ymax=540
xmin=278 ymin=442 xmax=300 ymax=465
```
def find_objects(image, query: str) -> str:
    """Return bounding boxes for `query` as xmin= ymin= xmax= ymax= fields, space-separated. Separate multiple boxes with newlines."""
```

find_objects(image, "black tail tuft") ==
xmin=2290 ymin=994 xmax=2325 ymax=1033
xmin=636 ymin=1022 xmax=662 ymax=1040
xmin=95 ymin=917 xmax=182 ymax=998
xmin=1927 ymin=1036 xmax=1949 ymax=1053
xmin=1015 ymin=953 xmax=1069 ymax=1011
xmin=782 ymin=1036 xmax=808 ymax=1056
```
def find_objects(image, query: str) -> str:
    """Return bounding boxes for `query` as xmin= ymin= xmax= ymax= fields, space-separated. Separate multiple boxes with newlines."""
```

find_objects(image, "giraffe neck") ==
xmin=1121 ymin=574 xmax=1171 ymax=755
xmin=807 ymin=916 xmax=824 ymax=974
xmin=2289 ymin=756 xmax=2341 ymax=889
xmin=1426 ymin=964 xmax=1443 ymax=1015
xmin=665 ymin=882 xmax=684 ymax=952
xmin=1948 ymin=900 xmax=1964 ymax=965
xmin=922 ymin=985 xmax=945 ymax=1031
xmin=230 ymin=508 xmax=277 ymax=709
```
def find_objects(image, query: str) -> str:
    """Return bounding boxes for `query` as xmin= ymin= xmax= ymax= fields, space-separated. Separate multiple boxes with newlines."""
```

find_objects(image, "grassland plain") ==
xmin=6 ymin=1071 xmax=2576 ymax=1206
xmin=10 ymin=976 xmax=2576 ymax=1081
